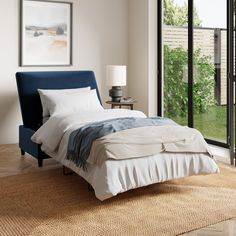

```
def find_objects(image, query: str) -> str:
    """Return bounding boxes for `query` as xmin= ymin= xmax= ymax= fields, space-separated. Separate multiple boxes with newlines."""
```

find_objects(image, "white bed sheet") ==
xmin=33 ymin=109 xmax=219 ymax=201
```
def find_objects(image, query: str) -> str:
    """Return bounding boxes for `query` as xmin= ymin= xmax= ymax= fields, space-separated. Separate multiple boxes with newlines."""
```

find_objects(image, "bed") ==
xmin=16 ymin=70 xmax=219 ymax=201
xmin=16 ymin=71 xmax=101 ymax=167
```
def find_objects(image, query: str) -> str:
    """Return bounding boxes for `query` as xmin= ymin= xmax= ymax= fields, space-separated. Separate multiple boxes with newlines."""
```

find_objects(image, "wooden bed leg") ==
xmin=88 ymin=183 xmax=94 ymax=192
xmin=63 ymin=166 xmax=74 ymax=175
xmin=38 ymin=158 xmax=43 ymax=167
xmin=20 ymin=149 xmax=25 ymax=156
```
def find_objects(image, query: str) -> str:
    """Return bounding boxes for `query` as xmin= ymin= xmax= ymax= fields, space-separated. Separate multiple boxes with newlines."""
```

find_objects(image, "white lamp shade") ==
xmin=106 ymin=65 xmax=126 ymax=86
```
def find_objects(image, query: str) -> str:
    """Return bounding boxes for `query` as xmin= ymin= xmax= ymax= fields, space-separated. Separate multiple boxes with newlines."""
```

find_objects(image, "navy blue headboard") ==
xmin=16 ymin=71 xmax=102 ymax=130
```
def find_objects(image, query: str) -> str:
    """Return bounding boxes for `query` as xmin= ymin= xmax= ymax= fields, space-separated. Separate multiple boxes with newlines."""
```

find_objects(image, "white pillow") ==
xmin=45 ymin=89 xmax=103 ymax=116
xmin=38 ymin=87 xmax=91 ymax=118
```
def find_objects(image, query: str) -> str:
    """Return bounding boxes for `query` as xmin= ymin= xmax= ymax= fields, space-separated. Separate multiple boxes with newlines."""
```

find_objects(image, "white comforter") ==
xmin=32 ymin=109 xmax=219 ymax=201
xmin=32 ymin=109 xmax=146 ymax=153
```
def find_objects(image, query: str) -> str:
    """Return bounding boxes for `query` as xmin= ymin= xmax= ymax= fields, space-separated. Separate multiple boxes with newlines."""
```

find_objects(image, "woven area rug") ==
xmin=1 ymin=163 xmax=236 ymax=236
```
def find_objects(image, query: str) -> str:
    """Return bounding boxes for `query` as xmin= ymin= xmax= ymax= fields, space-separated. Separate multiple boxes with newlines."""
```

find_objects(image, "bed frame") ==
xmin=16 ymin=71 xmax=101 ymax=167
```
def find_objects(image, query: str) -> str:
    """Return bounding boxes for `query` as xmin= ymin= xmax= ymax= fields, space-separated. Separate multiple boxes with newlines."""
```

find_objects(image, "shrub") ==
xmin=164 ymin=45 xmax=215 ymax=117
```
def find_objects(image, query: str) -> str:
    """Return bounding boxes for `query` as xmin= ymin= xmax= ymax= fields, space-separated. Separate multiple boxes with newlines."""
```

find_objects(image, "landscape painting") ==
xmin=20 ymin=0 xmax=72 ymax=66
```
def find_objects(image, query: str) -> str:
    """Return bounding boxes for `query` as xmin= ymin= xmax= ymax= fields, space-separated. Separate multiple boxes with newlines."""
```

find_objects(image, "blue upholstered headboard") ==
xmin=16 ymin=71 xmax=101 ymax=130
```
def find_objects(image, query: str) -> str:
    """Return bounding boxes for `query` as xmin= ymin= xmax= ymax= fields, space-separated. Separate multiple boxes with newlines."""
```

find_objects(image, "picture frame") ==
xmin=20 ymin=0 xmax=72 ymax=66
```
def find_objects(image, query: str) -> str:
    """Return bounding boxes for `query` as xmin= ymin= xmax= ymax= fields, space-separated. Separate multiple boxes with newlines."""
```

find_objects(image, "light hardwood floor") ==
xmin=0 ymin=144 xmax=236 ymax=236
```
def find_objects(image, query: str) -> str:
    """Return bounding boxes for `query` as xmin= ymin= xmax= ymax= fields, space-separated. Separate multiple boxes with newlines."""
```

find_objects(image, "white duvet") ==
xmin=32 ymin=109 xmax=219 ymax=201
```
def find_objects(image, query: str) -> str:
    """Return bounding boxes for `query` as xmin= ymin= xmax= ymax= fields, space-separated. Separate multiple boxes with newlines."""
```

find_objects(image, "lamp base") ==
xmin=109 ymin=86 xmax=123 ymax=102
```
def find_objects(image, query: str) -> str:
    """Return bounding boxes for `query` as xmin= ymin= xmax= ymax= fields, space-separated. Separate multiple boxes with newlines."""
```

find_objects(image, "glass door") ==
xmin=158 ymin=0 xmax=236 ymax=165
xmin=193 ymin=0 xmax=228 ymax=144
xmin=162 ymin=0 xmax=189 ymax=126
xmin=229 ymin=0 xmax=236 ymax=165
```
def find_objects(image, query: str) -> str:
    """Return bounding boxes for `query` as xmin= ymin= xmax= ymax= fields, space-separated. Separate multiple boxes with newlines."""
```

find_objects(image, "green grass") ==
xmin=169 ymin=105 xmax=227 ymax=143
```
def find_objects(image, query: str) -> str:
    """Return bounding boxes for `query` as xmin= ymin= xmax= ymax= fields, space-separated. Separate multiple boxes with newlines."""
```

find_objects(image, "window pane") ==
xmin=163 ymin=0 xmax=188 ymax=126
xmin=193 ymin=0 xmax=227 ymax=143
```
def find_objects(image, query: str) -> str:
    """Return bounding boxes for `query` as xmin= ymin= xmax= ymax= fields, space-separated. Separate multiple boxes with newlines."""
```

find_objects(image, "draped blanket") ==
xmin=66 ymin=117 xmax=211 ymax=170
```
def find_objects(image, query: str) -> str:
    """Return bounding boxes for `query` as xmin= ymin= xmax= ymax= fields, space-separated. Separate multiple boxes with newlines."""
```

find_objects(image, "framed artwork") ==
xmin=20 ymin=0 xmax=72 ymax=66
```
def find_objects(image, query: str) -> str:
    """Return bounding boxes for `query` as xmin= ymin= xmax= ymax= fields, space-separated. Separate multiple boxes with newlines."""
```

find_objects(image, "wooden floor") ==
xmin=1 ymin=144 xmax=236 ymax=236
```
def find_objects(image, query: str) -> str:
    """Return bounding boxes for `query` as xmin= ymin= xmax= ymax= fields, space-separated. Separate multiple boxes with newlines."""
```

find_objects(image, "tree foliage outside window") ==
xmin=163 ymin=0 xmax=215 ymax=118
xmin=164 ymin=46 xmax=215 ymax=117
xmin=164 ymin=0 xmax=202 ymax=26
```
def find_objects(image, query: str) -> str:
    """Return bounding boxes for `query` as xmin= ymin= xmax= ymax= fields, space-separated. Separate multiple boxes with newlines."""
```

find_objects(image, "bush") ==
xmin=164 ymin=45 xmax=215 ymax=117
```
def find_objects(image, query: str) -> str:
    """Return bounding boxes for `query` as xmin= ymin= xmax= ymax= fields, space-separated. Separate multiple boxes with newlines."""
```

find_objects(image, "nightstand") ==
xmin=106 ymin=100 xmax=137 ymax=110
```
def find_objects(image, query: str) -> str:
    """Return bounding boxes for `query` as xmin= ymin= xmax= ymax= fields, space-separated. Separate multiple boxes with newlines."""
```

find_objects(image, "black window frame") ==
xmin=157 ymin=0 xmax=235 ymax=164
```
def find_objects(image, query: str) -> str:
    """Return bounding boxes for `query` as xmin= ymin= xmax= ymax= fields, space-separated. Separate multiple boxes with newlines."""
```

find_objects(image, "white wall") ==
xmin=128 ymin=0 xmax=149 ymax=114
xmin=0 ymin=0 xmax=128 ymax=144
xmin=77 ymin=0 xmax=128 ymax=103
xmin=128 ymin=0 xmax=157 ymax=116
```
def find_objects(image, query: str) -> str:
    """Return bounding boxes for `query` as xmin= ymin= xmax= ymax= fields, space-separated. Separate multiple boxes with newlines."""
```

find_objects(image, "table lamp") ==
xmin=106 ymin=65 xmax=126 ymax=102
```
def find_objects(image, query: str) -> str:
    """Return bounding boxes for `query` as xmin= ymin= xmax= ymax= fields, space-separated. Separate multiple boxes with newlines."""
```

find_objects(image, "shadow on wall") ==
xmin=0 ymin=92 xmax=21 ymax=140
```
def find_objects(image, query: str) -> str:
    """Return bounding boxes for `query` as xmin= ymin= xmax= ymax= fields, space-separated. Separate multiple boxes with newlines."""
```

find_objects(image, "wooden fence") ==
xmin=163 ymin=25 xmax=227 ymax=105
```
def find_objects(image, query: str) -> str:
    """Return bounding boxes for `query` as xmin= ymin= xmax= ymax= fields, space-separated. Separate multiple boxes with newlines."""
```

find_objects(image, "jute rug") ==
xmin=0 ymin=163 xmax=236 ymax=236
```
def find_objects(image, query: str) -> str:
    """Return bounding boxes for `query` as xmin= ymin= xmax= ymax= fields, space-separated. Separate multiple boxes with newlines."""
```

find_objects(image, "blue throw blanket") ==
xmin=66 ymin=117 xmax=177 ymax=170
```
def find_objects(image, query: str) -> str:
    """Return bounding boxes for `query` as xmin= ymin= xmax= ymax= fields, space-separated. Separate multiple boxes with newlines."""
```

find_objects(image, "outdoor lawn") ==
xmin=169 ymin=105 xmax=227 ymax=143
